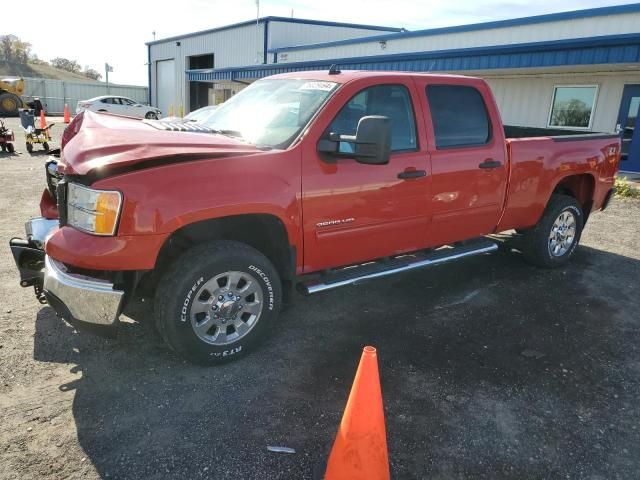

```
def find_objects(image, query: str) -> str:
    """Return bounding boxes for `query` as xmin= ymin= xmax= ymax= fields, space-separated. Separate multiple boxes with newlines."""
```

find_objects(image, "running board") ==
xmin=298 ymin=239 xmax=498 ymax=295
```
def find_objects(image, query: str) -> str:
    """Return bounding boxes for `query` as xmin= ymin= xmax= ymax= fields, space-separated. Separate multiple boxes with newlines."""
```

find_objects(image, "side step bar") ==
xmin=298 ymin=238 xmax=498 ymax=295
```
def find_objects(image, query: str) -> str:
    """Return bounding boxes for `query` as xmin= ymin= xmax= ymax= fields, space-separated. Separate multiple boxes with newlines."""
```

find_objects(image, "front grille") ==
xmin=56 ymin=180 xmax=68 ymax=226
xmin=45 ymin=160 xmax=63 ymax=198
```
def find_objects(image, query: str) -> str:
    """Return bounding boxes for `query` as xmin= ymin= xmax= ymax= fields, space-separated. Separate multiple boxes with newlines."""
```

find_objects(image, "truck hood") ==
xmin=59 ymin=111 xmax=260 ymax=177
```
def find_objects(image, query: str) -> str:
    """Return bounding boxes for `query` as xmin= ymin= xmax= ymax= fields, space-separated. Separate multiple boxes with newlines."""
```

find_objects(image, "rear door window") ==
xmin=426 ymin=85 xmax=491 ymax=149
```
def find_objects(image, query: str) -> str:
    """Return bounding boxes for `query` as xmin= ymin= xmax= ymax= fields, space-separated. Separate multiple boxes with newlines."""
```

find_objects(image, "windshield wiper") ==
xmin=211 ymin=129 xmax=244 ymax=139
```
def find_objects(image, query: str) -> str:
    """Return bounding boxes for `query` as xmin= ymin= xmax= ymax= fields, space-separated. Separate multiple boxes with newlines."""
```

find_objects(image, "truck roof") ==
xmin=270 ymin=70 xmax=479 ymax=83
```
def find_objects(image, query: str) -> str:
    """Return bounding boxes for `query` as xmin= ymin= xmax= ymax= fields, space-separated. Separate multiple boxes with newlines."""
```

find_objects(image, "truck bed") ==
xmin=504 ymin=125 xmax=619 ymax=142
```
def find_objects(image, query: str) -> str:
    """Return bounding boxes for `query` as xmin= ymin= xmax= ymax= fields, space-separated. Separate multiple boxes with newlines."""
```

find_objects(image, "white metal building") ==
xmin=147 ymin=17 xmax=402 ymax=116
xmin=147 ymin=4 xmax=640 ymax=172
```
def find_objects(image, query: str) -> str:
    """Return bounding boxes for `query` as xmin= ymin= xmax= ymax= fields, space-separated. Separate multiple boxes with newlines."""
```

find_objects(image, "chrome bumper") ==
xmin=43 ymin=256 xmax=124 ymax=327
xmin=10 ymin=217 xmax=124 ymax=328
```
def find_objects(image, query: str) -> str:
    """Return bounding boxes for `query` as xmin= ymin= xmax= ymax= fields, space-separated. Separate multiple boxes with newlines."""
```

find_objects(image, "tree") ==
xmin=552 ymin=99 xmax=591 ymax=128
xmin=1 ymin=36 xmax=13 ymax=61
xmin=50 ymin=57 xmax=81 ymax=74
xmin=29 ymin=54 xmax=49 ymax=66
xmin=0 ymin=35 xmax=30 ymax=63
xmin=82 ymin=67 xmax=102 ymax=81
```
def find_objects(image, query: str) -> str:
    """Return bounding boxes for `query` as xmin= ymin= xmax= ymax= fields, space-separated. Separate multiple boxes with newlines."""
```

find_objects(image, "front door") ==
xmin=301 ymin=79 xmax=430 ymax=272
xmin=617 ymin=85 xmax=640 ymax=173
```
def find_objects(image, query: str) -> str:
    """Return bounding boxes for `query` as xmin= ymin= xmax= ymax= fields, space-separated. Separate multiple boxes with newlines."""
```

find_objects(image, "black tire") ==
xmin=145 ymin=111 xmax=158 ymax=120
xmin=7 ymin=143 xmax=14 ymax=153
xmin=0 ymin=144 xmax=6 ymax=152
xmin=0 ymin=92 xmax=22 ymax=116
xmin=521 ymin=194 xmax=584 ymax=268
xmin=43 ymin=142 xmax=49 ymax=152
xmin=26 ymin=143 xmax=33 ymax=153
xmin=154 ymin=240 xmax=282 ymax=365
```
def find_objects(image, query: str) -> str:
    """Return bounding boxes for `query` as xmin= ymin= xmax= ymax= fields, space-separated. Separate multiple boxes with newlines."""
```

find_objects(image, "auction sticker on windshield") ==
xmin=299 ymin=81 xmax=336 ymax=91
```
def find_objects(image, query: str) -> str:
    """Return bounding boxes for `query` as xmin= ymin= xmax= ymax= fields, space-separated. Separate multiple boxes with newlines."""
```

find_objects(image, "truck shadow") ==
xmin=33 ymin=243 xmax=640 ymax=479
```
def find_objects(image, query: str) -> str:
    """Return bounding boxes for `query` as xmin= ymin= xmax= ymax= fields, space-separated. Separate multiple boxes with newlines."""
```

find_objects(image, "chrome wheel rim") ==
xmin=548 ymin=210 xmax=577 ymax=257
xmin=189 ymin=271 xmax=263 ymax=346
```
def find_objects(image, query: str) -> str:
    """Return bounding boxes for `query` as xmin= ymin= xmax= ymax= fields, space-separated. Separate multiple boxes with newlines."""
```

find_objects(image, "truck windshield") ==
xmin=202 ymin=79 xmax=338 ymax=148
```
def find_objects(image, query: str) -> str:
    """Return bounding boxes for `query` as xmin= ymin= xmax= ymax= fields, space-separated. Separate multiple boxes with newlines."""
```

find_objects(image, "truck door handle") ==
xmin=398 ymin=169 xmax=427 ymax=179
xmin=478 ymin=159 xmax=502 ymax=169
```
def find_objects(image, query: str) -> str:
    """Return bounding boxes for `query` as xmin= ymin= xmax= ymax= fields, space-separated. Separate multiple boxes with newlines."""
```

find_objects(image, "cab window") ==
xmin=329 ymin=84 xmax=418 ymax=152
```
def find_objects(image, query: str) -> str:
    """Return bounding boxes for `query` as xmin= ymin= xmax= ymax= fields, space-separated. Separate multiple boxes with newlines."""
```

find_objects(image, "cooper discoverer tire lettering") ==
xmin=154 ymin=240 xmax=282 ymax=365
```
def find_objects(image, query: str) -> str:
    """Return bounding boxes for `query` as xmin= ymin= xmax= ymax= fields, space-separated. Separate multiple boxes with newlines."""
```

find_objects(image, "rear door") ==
xmin=413 ymin=78 xmax=508 ymax=246
xmin=301 ymin=77 xmax=431 ymax=272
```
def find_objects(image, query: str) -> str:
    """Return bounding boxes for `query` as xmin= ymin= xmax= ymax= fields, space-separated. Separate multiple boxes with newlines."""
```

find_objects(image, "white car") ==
xmin=76 ymin=96 xmax=161 ymax=119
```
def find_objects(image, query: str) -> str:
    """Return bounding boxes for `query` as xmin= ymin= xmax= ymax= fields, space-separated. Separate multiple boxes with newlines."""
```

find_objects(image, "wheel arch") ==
xmin=139 ymin=214 xmax=295 ymax=298
xmin=550 ymin=173 xmax=595 ymax=220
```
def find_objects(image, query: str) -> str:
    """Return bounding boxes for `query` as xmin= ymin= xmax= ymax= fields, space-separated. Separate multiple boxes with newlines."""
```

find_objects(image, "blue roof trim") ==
xmin=186 ymin=33 xmax=640 ymax=82
xmin=268 ymin=3 xmax=640 ymax=53
xmin=146 ymin=16 xmax=401 ymax=46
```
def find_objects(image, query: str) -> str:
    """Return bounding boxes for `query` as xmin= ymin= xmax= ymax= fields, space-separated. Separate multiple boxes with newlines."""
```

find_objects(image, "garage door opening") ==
xmin=189 ymin=54 xmax=215 ymax=112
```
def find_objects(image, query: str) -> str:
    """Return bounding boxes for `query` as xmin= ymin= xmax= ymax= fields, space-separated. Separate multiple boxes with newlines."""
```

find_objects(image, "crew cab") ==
xmin=9 ymin=70 xmax=621 ymax=364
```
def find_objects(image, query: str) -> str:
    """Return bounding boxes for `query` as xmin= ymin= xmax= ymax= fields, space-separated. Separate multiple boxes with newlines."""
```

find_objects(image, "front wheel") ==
xmin=154 ymin=240 xmax=282 ymax=365
xmin=521 ymin=194 xmax=584 ymax=268
xmin=7 ymin=143 xmax=14 ymax=153
xmin=145 ymin=111 xmax=158 ymax=120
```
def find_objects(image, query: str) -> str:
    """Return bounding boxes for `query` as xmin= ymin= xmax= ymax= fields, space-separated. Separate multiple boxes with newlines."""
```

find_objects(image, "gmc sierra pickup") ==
xmin=10 ymin=70 xmax=621 ymax=364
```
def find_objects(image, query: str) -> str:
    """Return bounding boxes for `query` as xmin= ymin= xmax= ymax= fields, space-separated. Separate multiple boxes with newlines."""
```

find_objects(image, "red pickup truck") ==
xmin=10 ymin=70 xmax=620 ymax=364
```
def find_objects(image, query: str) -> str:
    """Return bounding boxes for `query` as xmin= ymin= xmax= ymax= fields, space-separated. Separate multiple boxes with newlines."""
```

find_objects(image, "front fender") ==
xmin=93 ymin=150 xmax=303 ymax=249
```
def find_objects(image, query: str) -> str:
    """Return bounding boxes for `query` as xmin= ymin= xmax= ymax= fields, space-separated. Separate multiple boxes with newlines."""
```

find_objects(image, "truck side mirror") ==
xmin=318 ymin=115 xmax=391 ymax=165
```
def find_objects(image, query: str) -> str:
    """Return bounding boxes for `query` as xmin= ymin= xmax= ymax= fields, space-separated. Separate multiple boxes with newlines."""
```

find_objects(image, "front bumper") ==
xmin=9 ymin=217 xmax=124 ymax=331
xmin=43 ymin=256 xmax=124 ymax=327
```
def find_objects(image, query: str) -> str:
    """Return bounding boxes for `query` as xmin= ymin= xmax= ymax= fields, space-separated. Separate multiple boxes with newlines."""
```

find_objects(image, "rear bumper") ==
xmin=10 ymin=217 xmax=124 ymax=331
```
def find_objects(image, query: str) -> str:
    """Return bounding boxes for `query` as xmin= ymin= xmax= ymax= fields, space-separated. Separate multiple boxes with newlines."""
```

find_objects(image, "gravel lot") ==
xmin=1 ymin=116 xmax=640 ymax=479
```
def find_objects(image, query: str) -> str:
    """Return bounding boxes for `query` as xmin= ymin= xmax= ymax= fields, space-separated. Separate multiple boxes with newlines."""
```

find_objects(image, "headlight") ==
xmin=67 ymin=183 xmax=122 ymax=236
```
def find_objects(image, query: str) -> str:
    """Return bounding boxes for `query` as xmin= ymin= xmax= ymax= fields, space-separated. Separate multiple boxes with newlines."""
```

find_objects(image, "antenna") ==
xmin=328 ymin=64 xmax=341 ymax=75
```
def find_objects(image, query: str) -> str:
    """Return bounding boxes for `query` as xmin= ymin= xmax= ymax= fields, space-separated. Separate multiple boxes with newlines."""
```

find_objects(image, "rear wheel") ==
xmin=1 ymin=144 xmax=6 ymax=152
xmin=521 ymin=194 xmax=584 ymax=268
xmin=154 ymin=240 xmax=282 ymax=365
xmin=7 ymin=143 xmax=14 ymax=153
xmin=43 ymin=142 xmax=49 ymax=152
xmin=26 ymin=143 xmax=33 ymax=153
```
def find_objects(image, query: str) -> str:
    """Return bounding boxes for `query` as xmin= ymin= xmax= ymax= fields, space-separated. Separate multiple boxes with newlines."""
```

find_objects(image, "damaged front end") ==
xmin=8 ymin=155 xmax=125 ymax=337
xmin=9 ymin=217 xmax=58 ymax=303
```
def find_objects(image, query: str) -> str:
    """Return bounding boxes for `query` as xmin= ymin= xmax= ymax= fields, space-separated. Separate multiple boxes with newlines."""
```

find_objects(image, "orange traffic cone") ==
xmin=63 ymin=104 xmax=70 ymax=124
xmin=39 ymin=110 xmax=46 ymax=129
xmin=325 ymin=346 xmax=390 ymax=480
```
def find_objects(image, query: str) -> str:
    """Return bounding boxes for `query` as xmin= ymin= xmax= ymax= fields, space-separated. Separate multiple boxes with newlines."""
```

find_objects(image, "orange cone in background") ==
xmin=39 ymin=110 xmax=46 ymax=129
xmin=325 ymin=346 xmax=390 ymax=480
xmin=63 ymin=104 xmax=70 ymax=124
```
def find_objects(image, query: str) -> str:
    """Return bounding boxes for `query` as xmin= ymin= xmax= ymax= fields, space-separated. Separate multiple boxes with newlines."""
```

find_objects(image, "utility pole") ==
xmin=105 ymin=62 xmax=113 ymax=94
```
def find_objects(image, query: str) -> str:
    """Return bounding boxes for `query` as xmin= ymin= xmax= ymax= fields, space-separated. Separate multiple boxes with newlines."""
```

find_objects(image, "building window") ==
xmin=548 ymin=85 xmax=598 ymax=129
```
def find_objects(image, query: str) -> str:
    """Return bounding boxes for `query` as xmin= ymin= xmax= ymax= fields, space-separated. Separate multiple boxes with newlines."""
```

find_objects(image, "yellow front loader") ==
xmin=0 ymin=77 xmax=25 ymax=116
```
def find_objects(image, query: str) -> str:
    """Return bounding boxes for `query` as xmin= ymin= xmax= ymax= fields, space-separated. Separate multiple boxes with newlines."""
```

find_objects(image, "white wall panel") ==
xmin=268 ymin=21 xmax=394 ymax=51
xmin=484 ymin=71 xmax=640 ymax=132
xmin=279 ymin=12 xmax=640 ymax=63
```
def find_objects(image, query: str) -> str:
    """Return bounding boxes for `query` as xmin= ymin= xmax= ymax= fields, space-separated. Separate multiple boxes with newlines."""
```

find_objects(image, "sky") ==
xmin=4 ymin=0 xmax=637 ymax=85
